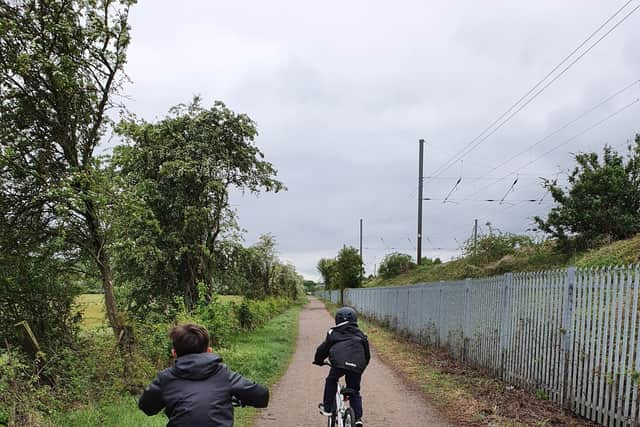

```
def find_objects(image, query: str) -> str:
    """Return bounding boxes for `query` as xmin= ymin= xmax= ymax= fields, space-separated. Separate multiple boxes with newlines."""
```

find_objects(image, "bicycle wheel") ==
xmin=343 ymin=407 xmax=356 ymax=427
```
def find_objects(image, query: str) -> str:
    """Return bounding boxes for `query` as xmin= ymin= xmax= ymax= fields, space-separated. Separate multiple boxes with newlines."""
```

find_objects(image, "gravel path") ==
xmin=255 ymin=297 xmax=452 ymax=426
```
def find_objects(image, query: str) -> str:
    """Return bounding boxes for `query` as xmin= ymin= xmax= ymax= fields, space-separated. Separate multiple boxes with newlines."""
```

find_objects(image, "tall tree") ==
xmin=535 ymin=136 xmax=640 ymax=251
xmin=114 ymin=100 xmax=284 ymax=307
xmin=0 ymin=0 xmax=135 ymax=345
xmin=317 ymin=258 xmax=336 ymax=289
xmin=334 ymin=246 xmax=362 ymax=291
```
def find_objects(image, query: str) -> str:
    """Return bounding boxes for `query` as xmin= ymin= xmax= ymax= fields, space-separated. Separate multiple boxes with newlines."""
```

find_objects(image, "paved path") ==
xmin=256 ymin=297 xmax=452 ymax=426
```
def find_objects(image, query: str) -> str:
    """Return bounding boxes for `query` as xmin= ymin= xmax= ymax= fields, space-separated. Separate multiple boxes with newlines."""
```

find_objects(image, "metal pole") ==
xmin=359 ymin=218 xmax=363 ymax=282
xmin=417 ymin=139 xmax=425 ymax=265
xmin=473 ymin=219 xmax=478 ymax=257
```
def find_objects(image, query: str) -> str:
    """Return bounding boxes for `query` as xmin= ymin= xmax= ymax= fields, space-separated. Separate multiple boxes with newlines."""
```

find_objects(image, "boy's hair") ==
xmin=170 ymin=323 xmax=210 ymax=357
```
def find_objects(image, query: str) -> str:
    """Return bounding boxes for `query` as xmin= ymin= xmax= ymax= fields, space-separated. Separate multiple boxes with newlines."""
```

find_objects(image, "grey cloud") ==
xmin=121 ymin=1 xmax=640 ymax=280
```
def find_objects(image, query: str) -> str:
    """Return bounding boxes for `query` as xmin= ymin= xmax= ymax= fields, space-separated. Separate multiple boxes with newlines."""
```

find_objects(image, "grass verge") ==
xmin=323 ymin=301 xmax=594 ymax=427
xmin=52 ymin=302 xmax=303 ymax=427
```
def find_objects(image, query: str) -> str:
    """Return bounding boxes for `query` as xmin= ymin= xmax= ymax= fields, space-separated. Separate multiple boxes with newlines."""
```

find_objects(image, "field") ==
xmin=75 ymin=294 xmax=244 ymax=329
xmin=53 ymin=302 xmax=303 ymax=426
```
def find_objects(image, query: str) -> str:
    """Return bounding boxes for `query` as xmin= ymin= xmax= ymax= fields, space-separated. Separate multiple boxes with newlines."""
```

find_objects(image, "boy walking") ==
xmin=139 ymin=323 xmax=269 ymax=426
xmin=313 ymin=307 xmax=370 ymax=426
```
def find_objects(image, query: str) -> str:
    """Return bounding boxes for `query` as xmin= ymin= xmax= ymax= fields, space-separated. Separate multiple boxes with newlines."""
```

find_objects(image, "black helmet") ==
xmin=335 ymin=307 xmax=357 ymax=324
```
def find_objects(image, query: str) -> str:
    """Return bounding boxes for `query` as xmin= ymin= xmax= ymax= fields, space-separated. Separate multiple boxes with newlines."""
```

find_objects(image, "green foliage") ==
xmin=113 ymin=98 xmax=284 ymax=309
xmin=317 ymin=258 xmax=337 ymax=289
xmin=0 ymin=249 xmax=82 ymax=348
xmin=53 ymin=305 xmax=302 ymax=427
xmin=464 ymin=225 xmax=533 ymax=264
xmin=378 ymin=253 xmax=415 ymax=279
xmin=2 ymin=294 xmax=299 ymax=425
xmin=186 ymin=290 xmax=238 ymax=347
xmin=535 ymin=137 xmax=640 ymax=251
xmin=0 ymin=349 xmax=49 ymax=426
xmin=303 ymin=280 xmax=317 ymax=293
xmin=334 ymin=246 xmax=362 ymax=290
xmin=364 ymin=232 xmax=570 ymax=288
xmin=574 ymin=234 xmax=640 ymax=267
xmin=239 ymin=234 xmax=278 ymax=298
xmin=317 ymin=248 xmax=362 ymax=290
xmin=0 ymin=0 xmax=136 ymax=343
xmin=232 ymin=297 xmax=293 ymax=330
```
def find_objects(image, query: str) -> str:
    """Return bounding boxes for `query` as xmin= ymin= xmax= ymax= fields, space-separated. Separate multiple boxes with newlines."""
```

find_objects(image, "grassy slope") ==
xmin=365 ymin=234 xmax=640 ymax=288
xmin=52 ymin=303 xmax=303 ymax=427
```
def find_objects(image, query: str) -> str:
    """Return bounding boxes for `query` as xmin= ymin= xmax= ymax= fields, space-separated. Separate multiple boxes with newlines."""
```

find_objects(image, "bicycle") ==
xmin=320 ymin=362 xmax=357 ymax=427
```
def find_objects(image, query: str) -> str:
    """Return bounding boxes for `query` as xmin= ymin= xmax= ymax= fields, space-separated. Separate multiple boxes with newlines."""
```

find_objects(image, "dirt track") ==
xmin=256 ymin=297 xmax=451 ymax=426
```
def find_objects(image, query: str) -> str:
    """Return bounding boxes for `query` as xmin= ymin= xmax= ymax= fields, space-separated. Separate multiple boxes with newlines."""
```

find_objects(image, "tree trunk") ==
xmin=84 ymin=201 xmax=136 ymax=390
xmin=97 ymin=249 xmax=121 ymax=337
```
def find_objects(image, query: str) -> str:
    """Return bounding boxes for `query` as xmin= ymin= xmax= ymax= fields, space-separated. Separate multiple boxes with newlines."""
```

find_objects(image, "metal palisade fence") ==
xmin=317 ymin=265 xmax=640 ymax=427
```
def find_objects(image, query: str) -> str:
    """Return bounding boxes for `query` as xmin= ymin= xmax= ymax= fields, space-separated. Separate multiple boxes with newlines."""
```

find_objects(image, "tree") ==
xmin=334 ymin=246 xmax=362 ymax=291
xmin=114 ymin=99 xmax=284 ymax=307
xmin=317 ymin=258 xmax=337 ymax=289
xmin=241 ymin=234 xmax=279 ymax=299
xmin=0 ymin=0 xmax=135 ymax=348
xmin=271 ymin=262 xmax=303 ymax=300
xmin=303 ymin=280 xmax=317 ymax=293
xmin=378 ymin=252 xmax=414 ymax=279
xmin=535 ymin=137 xmax=640 ymax=251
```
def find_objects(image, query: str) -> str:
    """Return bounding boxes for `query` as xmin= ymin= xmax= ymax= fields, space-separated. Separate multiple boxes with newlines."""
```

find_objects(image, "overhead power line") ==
xmin=429 ymin=0 xmax=640 ymax=179
xmin=482 ymin=79 xmax=640 ymax=177
xmin=424 ymin=197 xmax=551 ymax=204
xmin=464 ymin=97 xmax=640 ymax=198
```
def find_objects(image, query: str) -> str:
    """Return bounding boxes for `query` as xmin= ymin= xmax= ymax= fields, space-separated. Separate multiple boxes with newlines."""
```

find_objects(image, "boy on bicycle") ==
xmin=138 ymin=323 xmax=269 ymax=426
xmin=313 ymin=307 xmax=371 ymax=426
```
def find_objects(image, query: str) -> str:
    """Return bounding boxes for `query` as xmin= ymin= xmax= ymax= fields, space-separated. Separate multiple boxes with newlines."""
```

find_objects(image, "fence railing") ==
xmin=316 ymin=266 xmax=640 ymax=427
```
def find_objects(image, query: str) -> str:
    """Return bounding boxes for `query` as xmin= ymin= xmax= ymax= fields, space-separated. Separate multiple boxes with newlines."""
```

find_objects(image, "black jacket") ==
xmin=314 ymin=321 xmax=371 ymax=374
xmin=138 ymin=352 xmax=269 ymax=427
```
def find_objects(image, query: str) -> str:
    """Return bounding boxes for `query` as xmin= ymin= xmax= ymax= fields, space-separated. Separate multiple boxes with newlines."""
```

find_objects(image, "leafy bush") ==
xmin=378 ymin=253 xmax=415 ymax=279
xmin=464 ymin=228 xmax=533 ymax=264
xmin=535 ymin=137 xmax=640 ymax=251
xmin=232 ymin=297 xmax=292 ymax=331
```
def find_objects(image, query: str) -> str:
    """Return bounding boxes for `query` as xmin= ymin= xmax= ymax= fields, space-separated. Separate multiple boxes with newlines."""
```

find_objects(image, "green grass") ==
xmin=574 ymin=234 xmax=640 ymax=267
xmin=49 ymin=398 xmax=167 ymax=427
xmin=53 ymin=303 xmax=303 ymax=427
xmin=75 ymin=294 xmax=106 ymax=329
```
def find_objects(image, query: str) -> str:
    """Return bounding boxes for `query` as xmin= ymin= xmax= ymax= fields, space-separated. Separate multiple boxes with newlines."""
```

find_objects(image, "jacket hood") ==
xmin=332 ymin=321 xmax=360 ymax=331
xmin=171 ymin=352 xmax=223 ymax=380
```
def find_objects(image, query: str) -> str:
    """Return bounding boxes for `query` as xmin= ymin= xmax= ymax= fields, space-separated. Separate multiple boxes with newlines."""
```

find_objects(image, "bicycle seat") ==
xmin=340 ymin=388 xmax=356 ymax=398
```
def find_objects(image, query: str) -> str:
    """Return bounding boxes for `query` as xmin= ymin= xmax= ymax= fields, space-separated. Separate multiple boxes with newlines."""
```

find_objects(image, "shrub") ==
xmin=378 ymin=253 xmax=415 ymax=279
xmin=464 ymin=228 xmax=533 ymax=264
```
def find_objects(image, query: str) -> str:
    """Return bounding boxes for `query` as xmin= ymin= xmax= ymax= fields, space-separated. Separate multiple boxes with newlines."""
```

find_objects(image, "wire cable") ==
xmin=464 ymin=97 xmax=640 ymax=197
xmin=481 ymin=79 xmax=640 ymax=177
xmin=429 ymin=1 xmax=640 ymax=179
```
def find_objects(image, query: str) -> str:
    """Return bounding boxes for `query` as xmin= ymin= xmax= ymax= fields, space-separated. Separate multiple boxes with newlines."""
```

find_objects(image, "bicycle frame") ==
xmin=331 ymin=382 xmax=349 ymax=427
xmin=322 ymin=362 xmax=354 ymax=427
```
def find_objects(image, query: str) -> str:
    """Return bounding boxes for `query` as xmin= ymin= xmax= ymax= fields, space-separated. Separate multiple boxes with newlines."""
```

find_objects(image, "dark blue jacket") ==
xmin=139 ymin=352 xmax=269 ymax=426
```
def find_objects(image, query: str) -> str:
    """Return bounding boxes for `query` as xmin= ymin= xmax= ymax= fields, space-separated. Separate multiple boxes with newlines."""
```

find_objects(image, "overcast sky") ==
xmin=121 ymin=1 xmax=640 ymax=280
